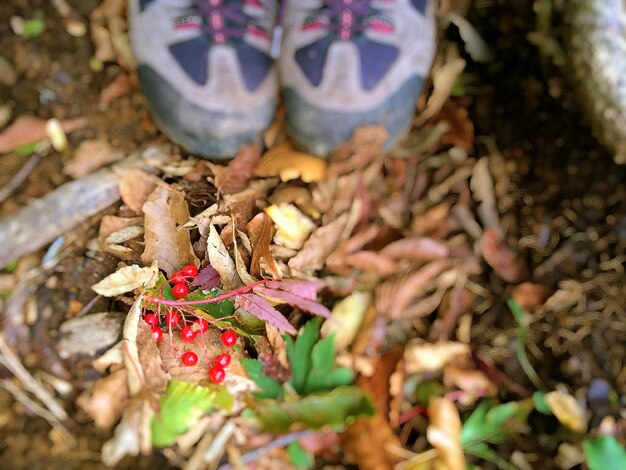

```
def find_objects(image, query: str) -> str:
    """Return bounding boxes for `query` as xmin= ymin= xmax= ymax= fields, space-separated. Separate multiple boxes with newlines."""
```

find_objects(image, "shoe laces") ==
xmin=321 ymin=0 xmax=376 ymax=41
xmin=192 ymin=0 xmax=249 ymax=44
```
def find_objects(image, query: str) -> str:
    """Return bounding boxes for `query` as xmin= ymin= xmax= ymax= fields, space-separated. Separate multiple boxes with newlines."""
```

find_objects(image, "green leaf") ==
xmin=460 ymin=399 xmax=533 ymax=447
xmin=583 ymin=436 xmax=626 ymax=470
xmin=240 ymin=358 xmax=284 ymax=399
xmin=465 ymin=442 xmax=517 ymax=470
xmin=23 ymin=19 xmax=45 ymax=39
xmin=532 ymin=391 xmax=552 ymax=415
xmin=304 ymin=334 xmax=353 ymax=394
xmin=288 ymin=441 xmax=314 ymax=469
xmin=151 ymin=380 xmax=217 ymax=447
xmin=507 ymin=298 xmax=543 ymax=389
xmin=286 ymin=317 xmax=322 ymax=394
xmin=251 ymin=386 xmax=375 ymax=433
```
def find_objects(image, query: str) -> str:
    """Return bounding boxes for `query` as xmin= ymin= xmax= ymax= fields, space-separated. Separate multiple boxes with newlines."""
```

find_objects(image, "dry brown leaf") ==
xmin=340 ymin=250 xmax=399 ymax=276
xmin=433 ymin=99 xmax=474 ymax=150
xmin=207 ymin=224 xmax=242 ymax=290
xmin=480 ymin=228 xmax=528 ymax=283
xmin=544 ymin=391 xmax=587 ymax=433
xmin=247 ymin=212 xmax=282 ymax=279
xmin=116 ymin=168 xmax=162 ymax=213
xmin=214 ymin=144 xmax=262 ymax=195
xmin=136 ymin=320 xmax=170 ymax=394
xmin=77 ymin=367 xmax=128 ymax=429
xmin=141 ymin=186 xmax=198 ymax=277
xmin=0 ymin=115 xmax=86 ymax=153
xmin=410 ymin=202 xmax=452 ymax=237
xmin=404 ymin=340 xmax=469 ymax=374
xmin=426 ymin=397 xmax=465 ymax=470
xmin=471 ymin=157 xmax=499 ymax=229
xmin=98 ymin=72 xmax=132 ymax=105
xmin=431 ymin=285 xmax=474 ymax=341
xmin=288 ymin=212 xmax=349 ymax=275
xmin=265 ymin=203 xmax=316 ymax=250
xmin=57 ymin=312 xmax=125 ymax=359
xmin=443 ymin=364 xmax=498 ymax=403
xmin=64 ymin=138 xmax=125 ymax=178
xmin=341 ymin=413 xmax=402 ymax=470
xmin=92 ymin=262 xmax=159 ymax=297
xmin=380 ymin=237 xmax=450 ymax=261
xmin=257 ymin=141 xmax=327 ymax=182
xmin=376 ymin=259 xmax=449 ymax=318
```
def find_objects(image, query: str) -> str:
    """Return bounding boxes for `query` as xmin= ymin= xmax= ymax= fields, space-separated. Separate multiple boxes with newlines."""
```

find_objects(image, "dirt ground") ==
xmin=0 ymin=0 xmax=624 ymax=469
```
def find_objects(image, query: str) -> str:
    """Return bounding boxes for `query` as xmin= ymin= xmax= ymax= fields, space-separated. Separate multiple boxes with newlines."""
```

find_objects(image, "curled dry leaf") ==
xmin=480 ymin=228 xmax=528 ymax=283
xmin=207 ymin=224 xmax=242 ymax=290
xmin=426 ymin=397 xmax=465 ymax=470
xmin=214 ymin=144 xmax=261 ymax=195
xmin=64 ymin=138 xmax=125 ymax=178
xmin=257 ymin=141 xmax=327 ymax=182
xmin=265 ymin=203 xmax=316 ymax=250
xmin=544 ymin=391 xmax=587 ymax=433
xmin=141 ymin=186 xmax=198 ymax=277
xmin=77 ymin=367 xmax=128 ymax=429
xmin=91 ymin=262 xmax=159 ymax=297
xmin=116 ymin=168 xmax=162 ymax=214
xmin=403 ymin=340 xmax=469 ymax=374
xmin=0 ymin=115 xmax=86 ymax=154
xmin=321 ymin=291 xmax=371 ymax=351
xmin=247 ymin=212 xmax=282 ymax=280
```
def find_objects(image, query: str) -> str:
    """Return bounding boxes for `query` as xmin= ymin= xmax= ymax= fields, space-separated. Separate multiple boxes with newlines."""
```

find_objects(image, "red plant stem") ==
xmin=144 ymin=280 xmax=267 ymax=307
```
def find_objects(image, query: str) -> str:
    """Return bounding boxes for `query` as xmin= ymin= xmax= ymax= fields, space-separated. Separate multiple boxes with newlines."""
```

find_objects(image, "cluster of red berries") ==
xmin=180 ymin=331 xmax=238 ymax=384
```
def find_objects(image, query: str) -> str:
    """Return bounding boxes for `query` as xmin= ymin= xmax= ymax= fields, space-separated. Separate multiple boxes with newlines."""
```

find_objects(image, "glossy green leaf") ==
xmin=251 ymin=386 xmax=375 ymax=433
xmin=286 ymin=317 xmax=322 ymax=394
xmin=460 ymin=399 xmax=533 ymax=447
xmin=532 ymin=391 xmax=553 ymax=415
xmin=151 ymin=380 xmax=217 ymax=447
xmin=305 ymin=334 xmax=353 ymax=394
xmin=583 ymin=436 xmax=626 ymax=470
xmin=288 ymin=441 xmax=314 ymax=469
xmin=240 ymin=358 xmax=284 ymax=399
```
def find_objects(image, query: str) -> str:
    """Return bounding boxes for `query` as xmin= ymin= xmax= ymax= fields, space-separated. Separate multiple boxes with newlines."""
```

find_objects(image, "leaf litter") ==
xmin=1 ymin=1 xmax=625 ymax=469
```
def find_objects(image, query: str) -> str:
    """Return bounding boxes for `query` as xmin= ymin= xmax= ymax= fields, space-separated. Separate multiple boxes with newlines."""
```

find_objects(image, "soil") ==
xmin=0 ymin=0 xmax=624 ymax=469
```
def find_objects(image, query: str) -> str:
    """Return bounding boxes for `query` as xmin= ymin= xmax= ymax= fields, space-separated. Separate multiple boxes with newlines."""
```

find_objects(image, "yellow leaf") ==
xmin=256 ymin=141 xmax=327 ymax=182
xmin=544 ymin=391 xmax=587 ymax=433
xmin=265 ymin=203 xmax=316 ymax=250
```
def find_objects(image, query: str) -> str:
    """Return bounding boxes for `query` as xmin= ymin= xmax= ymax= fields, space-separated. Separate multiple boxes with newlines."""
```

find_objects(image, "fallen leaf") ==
xmin=214 ymin=144 xmax=261 ymax=195
xmin=253 ymin=286 xmax=332 ymax=319
xmin=64 ymin=138 xmax=125 ymax=178
xmin=101 ymin=398 xmax=153 ymax=467
xmin=433 ymin=99 xmax=474 ymax=151
xmin=265 ymin=203 xmax=317 ymax=250
xmin=57 ymin=312 xmax=125 ymax=359
xmin=207 ymin=224 xmax=241 ymax=291
xmin=264 ymin=279 xmax=325 ymax=301
xmin=471 ymin=157 xmax=499 ymax=229
xmin=544 ymin=391 xmax=587 ymax=433
xmin=98 ymin=72 xmax=132 ymax=105
xmin=341 ymin=413 xmax=402 ymax=470
xmin=247 ymin=212 xmax=282 ymax=279
xmin=136 ymin=320 xmax=170 ymax=394
xmin=116 ymin=168 xmax=162 ymax=213
xmin=141 ymin=186 xmax=198 ymax=277
xmin=480 ymin=228 xmax=528 ymax=283
xmin=376 ymin=259 xmax=449 ymax=318
xmin=443 ymin=364 xmax=498 ymax=402
xmin=0 ymin=115 xmax=86 ymax=154
xmin=380 ymin=237 xmax=450 ymax=261
xmin=257 ymin=141 xmax=327 ymax=182
xmin=192 ymin=264 xmax=221 ymax=290
xmin=340 ymin=250 xmax=399 ymax=276
xmin=92 ymin=262 xmax=159 ymax=297
xmin=404 ymin=340 xmax=469 ymax=374
xmin=77 ymin=367 xmax=128 ymax=429
xmin=321 ymin=291 xmax=371 ymax=351
xmin=511 ymin=282 xmax=553 ymax=311
xmin=236 ymin=293 xmax=297 ymax=334
xmin=427 ymin=398 xmax=465 ymax=470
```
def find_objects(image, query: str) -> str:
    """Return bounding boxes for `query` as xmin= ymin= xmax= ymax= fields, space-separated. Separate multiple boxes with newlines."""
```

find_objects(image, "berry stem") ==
xmin=144 ymin=280 xmax=266 ymax=307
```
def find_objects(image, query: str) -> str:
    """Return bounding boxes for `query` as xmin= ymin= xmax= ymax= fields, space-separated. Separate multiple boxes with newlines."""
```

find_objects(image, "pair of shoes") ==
xmin=129 ymin=0 xmax=436 ymax=160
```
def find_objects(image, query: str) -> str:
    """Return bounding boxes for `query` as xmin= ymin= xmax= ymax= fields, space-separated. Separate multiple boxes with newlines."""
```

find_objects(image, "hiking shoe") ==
xmin=278 ymin=0 xmax=437 ymax=156
xmin=129 ymin=0 xmax=278 ymax=159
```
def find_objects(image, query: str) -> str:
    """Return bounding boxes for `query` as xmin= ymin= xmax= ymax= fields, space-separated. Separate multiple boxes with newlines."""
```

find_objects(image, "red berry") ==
xmin=143 ymin=313 xmax=159 ymax=326
xmin=171 ymin=271 xmax=185 ymax=284
xmin=151 ymin=326 xmax=163 ymax=342
xmin=165 ymin=311 xmax=181 ymax=327
xmin=181 ymin=351 xmax=198 ymax=367
xmin=181 ymin=264 xmax=198 ymax=278
xmin=208 ymin=365 xmax=226 ymax=383
xmin=194 ymin=318 xmax=210 ymax=333
xmin=180 ymin=324 xmax=198 ymax=342
xmin=221 ymin=330 xmax=237 ymax=348
xmin=172 ymin=283 xmax=189 ymax=299
xmin=214 ymin=353 xmax=231 ymax=368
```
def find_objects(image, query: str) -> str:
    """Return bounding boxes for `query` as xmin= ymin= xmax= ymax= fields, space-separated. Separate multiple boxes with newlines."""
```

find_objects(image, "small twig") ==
xmin=77 ymin=294 xmax=103 ymax=317
xmin=0 ymin=152 xmax=42 ymax=204
xmin=1 ymin=378 xmax=74 ymax=445
xmin=218 ymin=430 xmax=316 ymax=470
xmin=0 ymin=333 xmax=68 ymax=421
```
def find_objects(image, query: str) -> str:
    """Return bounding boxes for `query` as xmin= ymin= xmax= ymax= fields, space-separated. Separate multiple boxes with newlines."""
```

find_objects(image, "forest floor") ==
xmin=0 ymin=1 xmax=624 ymax=469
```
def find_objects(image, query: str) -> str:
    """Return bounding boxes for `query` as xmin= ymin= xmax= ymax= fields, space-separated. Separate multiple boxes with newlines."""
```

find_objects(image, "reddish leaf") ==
xmin=253 ymin=286 xmax=332 ymax=319
xmin=192 ymin=265 xmax=221 ymax=290
xmin=235 ymin=293 xmax=297 ymax=334
xmin=0 ymin=115 xmax=86 ymax=154
xmin=98 ymin=73 xmax=132 ymax=105
xmin=480 ymin=228 xmax=528 ymax=283
xmin=380 ymin=237 xmax=450 ymax=261
xmin=214 ymin=144 xmax=261 ymax=195
xmin=264 ymin=279 xmax=325 ymax=301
